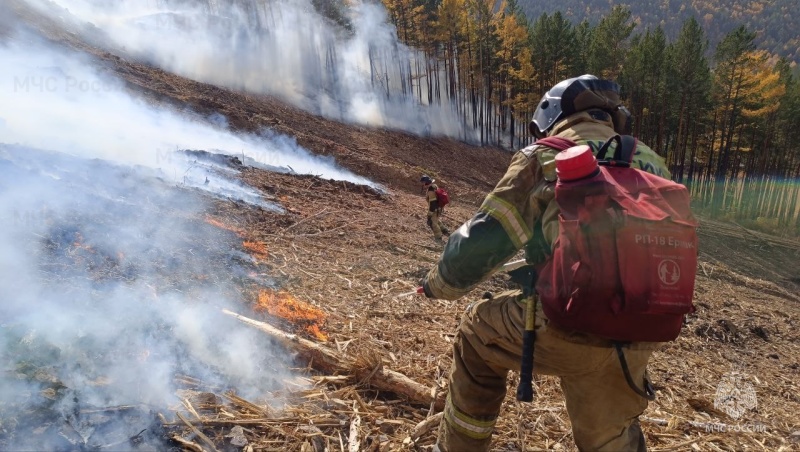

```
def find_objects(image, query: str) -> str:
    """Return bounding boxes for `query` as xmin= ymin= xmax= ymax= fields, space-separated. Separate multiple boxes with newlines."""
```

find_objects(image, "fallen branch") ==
xmin=170 ymin=434 xmax=205 ymax=452
xmin=175 ymin=411 xmax=220 ymax=452
xmin=163 ymin=418 xmax=288 ymax=426
xmin=222 ymin=309 xmax=443 ymax=410
xmin=410 ymin=412 xmax=443 ymax=442
xmin=223 ymin=391 xmax=273 ymax=417
xmin=348 ymin=405 xmax=361 ymax=452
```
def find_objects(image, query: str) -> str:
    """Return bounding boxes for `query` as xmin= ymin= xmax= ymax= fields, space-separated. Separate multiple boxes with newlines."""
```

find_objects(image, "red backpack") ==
xmin=435 ymin=187 xmax=450 ymax=209
xmin=534 ymin=135 xmax=698 ymax=342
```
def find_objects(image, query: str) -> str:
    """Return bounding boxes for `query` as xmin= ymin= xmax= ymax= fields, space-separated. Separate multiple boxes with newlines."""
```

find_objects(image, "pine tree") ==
xmin=709 ymin=25 xmax=758 ymax=217
xmin=494 ymin=2 xmax=532 ymax=147
xmin=620 ymin=27 xmax=668 ymax=151
xmin=530 ymin=12 xmax=580 ymax=95
xmin=587 ymin=5 xmax=636 ymax=78
xmin=665 ymin=17 xmax=712 ymax=186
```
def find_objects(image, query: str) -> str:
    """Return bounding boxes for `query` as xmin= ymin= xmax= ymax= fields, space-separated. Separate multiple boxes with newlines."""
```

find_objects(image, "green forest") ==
xmin=371 ymin=0 xmax=800 ymax=237
xmin=515 ymin=0 xmax=800 ymax=66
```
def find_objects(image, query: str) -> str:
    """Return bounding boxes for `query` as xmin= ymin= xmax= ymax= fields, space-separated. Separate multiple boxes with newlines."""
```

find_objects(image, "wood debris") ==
xmin=9 ymin=4 xmax=796 ymax=447
xmin=157 ymin=170 xmax=799 ymax=451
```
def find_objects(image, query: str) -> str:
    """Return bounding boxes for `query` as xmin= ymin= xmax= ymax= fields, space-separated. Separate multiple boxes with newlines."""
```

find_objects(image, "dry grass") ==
xmin=8 ymin=2 xmax=799 ymax=448
xmin=169 ymin=169 xmax=800 ymax=451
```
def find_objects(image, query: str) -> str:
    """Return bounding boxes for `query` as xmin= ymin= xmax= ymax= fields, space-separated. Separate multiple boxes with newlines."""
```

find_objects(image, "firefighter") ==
xmin=420 ymin=75 xmax=671 ymax=451
xmin=421 ymin=175 xmax=450 ymax=242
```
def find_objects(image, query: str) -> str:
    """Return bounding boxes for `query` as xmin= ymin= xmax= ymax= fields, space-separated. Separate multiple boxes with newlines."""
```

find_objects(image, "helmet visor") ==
xmin=531 ymin=93 xmax=563 ymax=136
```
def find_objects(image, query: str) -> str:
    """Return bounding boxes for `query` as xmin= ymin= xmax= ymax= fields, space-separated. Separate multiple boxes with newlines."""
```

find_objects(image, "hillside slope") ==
xmin=517 ymin=0 xmax=799 ymax=65
xmin=4 ymin=2 xmax=800 ymax=451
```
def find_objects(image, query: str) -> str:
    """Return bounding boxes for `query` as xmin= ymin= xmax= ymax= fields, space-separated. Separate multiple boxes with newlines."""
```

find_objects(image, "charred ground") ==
xmin=4 ymin=2 xmax=800 ymax=451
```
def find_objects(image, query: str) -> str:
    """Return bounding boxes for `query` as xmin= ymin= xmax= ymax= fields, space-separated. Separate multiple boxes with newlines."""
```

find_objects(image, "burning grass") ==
xmin=204 ymin=215 xmax=245 ymax=237
xmin=255 ymin=290 xmax=328 ymax=341
xmin=242 ymin=240 xmax=269 ymax=258
xmin=19 ymin=162 xmax=799 ymax=451
xmin=199 ymin=171 xmax=800 ymax=451
xmin=5 ymin=7 xmax=795 ymax=443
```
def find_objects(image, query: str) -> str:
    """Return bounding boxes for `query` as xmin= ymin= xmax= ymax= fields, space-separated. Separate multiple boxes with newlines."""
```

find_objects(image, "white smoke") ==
xmin=22 ymin=0 xmax=477 ymax=141
xmin=0 ymin=150 xmax=294 ymax=447
xmin=0 ymin=26 xmax=347 ymax=449
xmin=0 ymin=34 xmax=375 ymax=188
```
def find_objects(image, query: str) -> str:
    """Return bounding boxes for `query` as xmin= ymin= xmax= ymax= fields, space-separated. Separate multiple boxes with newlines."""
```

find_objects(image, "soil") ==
xmin=5 ymin=2 xmax=800 ymax=450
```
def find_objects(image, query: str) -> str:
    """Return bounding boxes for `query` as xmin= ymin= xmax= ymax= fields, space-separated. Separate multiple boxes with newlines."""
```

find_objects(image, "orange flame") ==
xmin=243 ymin=241 xmax=268 ymax=258
xmin=255 ymin=290 xmax=328 ymax=341
xmin=204 ymin=215 xmax=245 ymax=236
xmin=72 ymin=232 xmax=95 ymax=252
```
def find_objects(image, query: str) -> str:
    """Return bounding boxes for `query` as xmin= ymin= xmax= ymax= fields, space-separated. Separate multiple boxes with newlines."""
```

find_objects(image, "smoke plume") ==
xmin=0 ymin=24 xmax=363 ymax=450
xmin=22 ymin=0 xmax=478 ymax=141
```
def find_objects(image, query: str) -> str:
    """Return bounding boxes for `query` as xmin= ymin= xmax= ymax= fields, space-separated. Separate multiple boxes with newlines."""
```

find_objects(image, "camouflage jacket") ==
xmin=422 ymin=110 xmax=671 ymax=300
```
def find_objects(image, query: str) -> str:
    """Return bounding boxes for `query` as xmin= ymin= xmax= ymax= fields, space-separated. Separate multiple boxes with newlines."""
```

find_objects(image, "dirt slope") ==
xmin=6 ymin=2 xmax=800 ymax=450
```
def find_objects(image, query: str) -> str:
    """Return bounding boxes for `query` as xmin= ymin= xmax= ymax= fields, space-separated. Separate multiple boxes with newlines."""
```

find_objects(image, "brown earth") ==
xmin=6 ymin=2 xmax=800 ymax=451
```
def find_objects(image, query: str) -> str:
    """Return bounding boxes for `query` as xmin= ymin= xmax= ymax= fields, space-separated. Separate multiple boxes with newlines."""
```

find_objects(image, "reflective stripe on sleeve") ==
xmin=480 ymin=194 xmax=531 ymax=249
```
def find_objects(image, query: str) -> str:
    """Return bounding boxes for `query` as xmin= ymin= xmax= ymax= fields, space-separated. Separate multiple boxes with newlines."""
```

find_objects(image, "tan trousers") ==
xmin=427 ymin=210 xmax=447 ymax=239
xmin=438 ymin=290 xmax=657 ymax=451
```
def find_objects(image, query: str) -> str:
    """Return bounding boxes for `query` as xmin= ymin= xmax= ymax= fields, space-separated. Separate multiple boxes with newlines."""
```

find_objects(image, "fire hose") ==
xmin=410 ymin=259 xmax=538 ymax=402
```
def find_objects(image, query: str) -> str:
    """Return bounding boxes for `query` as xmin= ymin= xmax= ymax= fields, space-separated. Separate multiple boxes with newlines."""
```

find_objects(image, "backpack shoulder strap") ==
xmin=597 ymin=135 xmax=638 ymax=166
xmin=617 ymin=135 xmax=638 ymax=163
xmin=534 ymin=136 xmax=578 ymax=151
